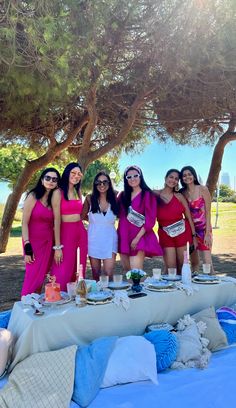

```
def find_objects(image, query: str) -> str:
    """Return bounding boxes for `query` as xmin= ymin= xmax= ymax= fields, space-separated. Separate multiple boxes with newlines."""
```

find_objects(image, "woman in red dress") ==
xmin=155 ymin=169 xmax=197 ymax=274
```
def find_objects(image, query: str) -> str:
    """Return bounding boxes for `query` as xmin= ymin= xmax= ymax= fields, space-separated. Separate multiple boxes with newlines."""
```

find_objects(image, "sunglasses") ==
xmin=126 ymin=174 xmax=140 ymax=180
xmin=44 ymin=175 xmax=58 ymax=183
xmin=95 ymin=180 xmax=109 ymax=186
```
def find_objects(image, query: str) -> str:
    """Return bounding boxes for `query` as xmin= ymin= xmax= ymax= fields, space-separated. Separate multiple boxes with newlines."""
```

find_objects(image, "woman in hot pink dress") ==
xmin=180 ymin=165 xmax=213 ymax=272
xmin=118 ymin=165 xmax=162 ymax=272
xmin=21 ymin=168 xmax=60 ymax=295
xmin=51 ymin=163 xmax=88 ymax=290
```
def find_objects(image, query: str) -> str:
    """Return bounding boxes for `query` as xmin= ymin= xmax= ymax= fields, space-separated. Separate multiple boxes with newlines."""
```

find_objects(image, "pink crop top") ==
xmin=60 ymin=193 xmax=83 ymax=215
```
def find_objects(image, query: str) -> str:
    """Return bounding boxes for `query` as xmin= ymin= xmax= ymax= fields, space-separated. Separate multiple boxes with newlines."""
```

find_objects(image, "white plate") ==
xmin=86 ymin=299 xmax=112 ymax=305
xmin=39 ymin=291 xmax=71 ymax=306
xmin=192 ymin=278 xmax=220 ymax=285
xmin=86 ymin=291 xmax=112 ymax=302
xmin=162 ymin=275 xmax=181 ymax=281
xmin=108 ymin=282 xmax=131 ymax=290
xmin=147 ymin=281 xmax=174 ymax=289
xmin=195 ymin=274 xmax=219 ymax=281
xmin=147 ymin=287 xmax=177 ymax=292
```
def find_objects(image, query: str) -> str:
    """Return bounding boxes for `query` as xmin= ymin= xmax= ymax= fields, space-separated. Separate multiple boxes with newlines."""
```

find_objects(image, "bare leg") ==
xmin=190 ymin=249 xmax=200 ymax=272
xmin=103 ymin=253 xmax=116 ymax=279
xmin=163 ymin=247 xmax=177 ymax=272
xmin=130 ymin=251 xmax=145 ymax=270
xmin=176 ymin=246 xmax=186 ymax=274
xmin=89 ymin=257 xmax=102 ymax=281
xmin=120 ymin=254 xmax=131 ymax=273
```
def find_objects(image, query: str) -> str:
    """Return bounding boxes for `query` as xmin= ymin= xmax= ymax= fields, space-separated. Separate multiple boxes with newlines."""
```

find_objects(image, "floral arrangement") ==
xmin=126 ymin=269 xmax=146 ymax=280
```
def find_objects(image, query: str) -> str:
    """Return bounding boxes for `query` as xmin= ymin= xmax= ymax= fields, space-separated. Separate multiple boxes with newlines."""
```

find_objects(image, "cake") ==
xmin=45 ymin=282 xmax=61 ymax=302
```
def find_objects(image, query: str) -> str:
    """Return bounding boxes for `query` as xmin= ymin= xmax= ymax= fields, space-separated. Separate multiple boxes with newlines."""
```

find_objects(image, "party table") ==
xmin=8 ymin=281 xmax=236 ymax=371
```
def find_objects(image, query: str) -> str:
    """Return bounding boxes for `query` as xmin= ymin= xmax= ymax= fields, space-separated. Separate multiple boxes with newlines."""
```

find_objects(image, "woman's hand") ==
xmin=204 ymin=231 xmax=212 ymax=248
xmin=130 ymin=237 xmax=140 ymax=250
xmin=54 ymin=248 xmax=63 ymax=264
xmin=193 ymin=236 xmax=198 ymax=250
xmin=24 ymin=254 xmax=35 ymax=264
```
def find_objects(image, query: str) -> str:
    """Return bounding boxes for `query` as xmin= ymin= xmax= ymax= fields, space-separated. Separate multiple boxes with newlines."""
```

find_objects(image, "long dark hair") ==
xmin=90 ymin=171 xmax=118 ymax=216
xmin=156 ymin=169 xmax=180 ymax=206
xmin=179 ymin=166 xmax=200 ymax=190
xmin=60 ymin=162 xmax=82 ymax=200
xmin=121 ymin=165 xmax=151 ymax=213
xmin=27 ymin=167 xmax=60 ymax=207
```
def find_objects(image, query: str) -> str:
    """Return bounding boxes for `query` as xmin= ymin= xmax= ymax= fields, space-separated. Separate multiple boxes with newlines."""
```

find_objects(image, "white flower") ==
xmin=126 ymin=269 xmax=146 ymax=280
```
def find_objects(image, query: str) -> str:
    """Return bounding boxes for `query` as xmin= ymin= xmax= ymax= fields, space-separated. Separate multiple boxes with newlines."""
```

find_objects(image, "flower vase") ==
xmin=131 ymin=278 xmax=142 ymax=293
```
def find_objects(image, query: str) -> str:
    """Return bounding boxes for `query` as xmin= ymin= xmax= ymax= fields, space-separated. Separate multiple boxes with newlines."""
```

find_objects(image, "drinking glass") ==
xmin=168 ymin=268 xmax=177 ymax=278
xmin=99 ymin=275 xmax=109 ymax=288
xmin=113 ymin=274 xmax=123 ymax=285
xmin=66 ymin=282 xmax=76 ymax=298
xmin=152 ymin=268 xmax=162 ymax=280
xmin=202 ymin=264 xmax=211 ymax=274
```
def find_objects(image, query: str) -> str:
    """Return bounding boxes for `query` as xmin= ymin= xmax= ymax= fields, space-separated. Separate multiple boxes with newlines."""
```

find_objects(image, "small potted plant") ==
xmin=126 ymin=269 xmax=146 ymax=292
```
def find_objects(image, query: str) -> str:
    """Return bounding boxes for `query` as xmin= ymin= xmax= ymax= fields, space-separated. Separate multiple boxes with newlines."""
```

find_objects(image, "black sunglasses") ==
xmin=95 ymin=180 xmax=109 ymax=186
xmin=44 ymin=175 xmax=58 ymax=183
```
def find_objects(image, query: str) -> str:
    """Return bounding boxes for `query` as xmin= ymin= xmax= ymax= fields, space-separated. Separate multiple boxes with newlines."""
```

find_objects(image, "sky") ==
xmin=0 ymin=139 xmax=235 ymax=204
xmin=118 ymin=139 xmax=236 ymax=190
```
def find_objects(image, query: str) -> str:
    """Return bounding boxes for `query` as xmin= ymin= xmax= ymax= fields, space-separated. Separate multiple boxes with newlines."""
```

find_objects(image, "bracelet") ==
xmin=192 ymin=233 xmax=197 ymax=237
xmin=53 ymin=244 xmax=64 ymax=250
xmin=24 ymin=239 xmax=30 ymax=243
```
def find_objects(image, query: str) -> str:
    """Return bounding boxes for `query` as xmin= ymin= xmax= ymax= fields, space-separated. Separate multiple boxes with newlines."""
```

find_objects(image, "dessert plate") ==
xmin=162 ymin=275 xmax=181 ymax=281
xmin=86 ymin=299 xmax=113 ymax=305
xmin=108 ymin=282 xmax=131 ymax=290
xmin=147 ymin=281 xmax=174 ymax=290
xmin=86 ymin=291 xmax=113 ymax=302
xmin=192 ymin=275 xmax=220 ymax=284
xmin=39 ymin=291 xmax=71 ymax=306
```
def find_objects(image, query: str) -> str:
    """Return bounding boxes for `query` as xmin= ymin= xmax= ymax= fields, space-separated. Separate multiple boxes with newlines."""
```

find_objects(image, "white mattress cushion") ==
xmin=101 ymin=336 xmax=158 ymax=388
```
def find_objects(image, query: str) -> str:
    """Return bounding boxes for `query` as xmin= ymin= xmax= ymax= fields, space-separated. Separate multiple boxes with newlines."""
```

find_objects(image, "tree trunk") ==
xmin=206 ymin=118 xmax=236 ymax=197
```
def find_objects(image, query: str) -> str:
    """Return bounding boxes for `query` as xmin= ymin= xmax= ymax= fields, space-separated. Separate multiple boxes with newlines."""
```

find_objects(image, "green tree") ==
xmin=219 ymin=184 xmax=235 ymax=199
xmin=82 ymin=156 xmax=121 ymax=194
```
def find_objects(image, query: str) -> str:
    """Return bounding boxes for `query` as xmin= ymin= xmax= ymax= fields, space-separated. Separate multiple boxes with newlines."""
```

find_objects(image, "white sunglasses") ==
xmin=126 ymin=174 xmax=140 ymax=180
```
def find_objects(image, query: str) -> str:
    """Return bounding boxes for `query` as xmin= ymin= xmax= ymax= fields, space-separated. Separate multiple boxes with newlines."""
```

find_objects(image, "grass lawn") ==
xmin=0 ymin=202 xmax=235 ymax=256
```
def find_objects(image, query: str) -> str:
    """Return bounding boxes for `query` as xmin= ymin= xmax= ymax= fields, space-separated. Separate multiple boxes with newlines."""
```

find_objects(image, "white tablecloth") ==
xmin=8 ymin=281 xmax=236 ymax=371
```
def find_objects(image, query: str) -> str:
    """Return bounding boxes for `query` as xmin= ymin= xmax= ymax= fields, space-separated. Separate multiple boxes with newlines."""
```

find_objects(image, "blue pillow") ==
xmin=72 ymin=336 xmax=118 ymax=407
xmin=144 ymin=329 xmax=178 ymax=372
xmin=0 ymin=310 xmax=11 ymax=329
xmin=216 ymin=307 xmax=236 ymax=345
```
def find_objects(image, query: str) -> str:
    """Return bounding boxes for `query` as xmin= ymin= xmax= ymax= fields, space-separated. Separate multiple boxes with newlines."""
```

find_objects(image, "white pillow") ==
xmin=0 ymin=329 xmax=13 ymax=377
xmin=101 ymin=336 xmax=158 ymax=388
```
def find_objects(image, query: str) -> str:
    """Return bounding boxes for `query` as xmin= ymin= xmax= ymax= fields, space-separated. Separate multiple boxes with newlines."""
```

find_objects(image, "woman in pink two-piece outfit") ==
xmin=21 ymin=168 xmax=61 ymax=296
xmin=51 ymin=162 xmax=88 ymax=290
xmin=180 ymin=165 xmax=213 ymax=272
xmin=118 ymin=165 xmax=162 ymax=272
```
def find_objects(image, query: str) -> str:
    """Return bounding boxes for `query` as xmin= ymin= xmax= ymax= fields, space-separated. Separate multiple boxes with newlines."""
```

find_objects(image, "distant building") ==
xmin=221 ymin=172 xmax=230 ymax=187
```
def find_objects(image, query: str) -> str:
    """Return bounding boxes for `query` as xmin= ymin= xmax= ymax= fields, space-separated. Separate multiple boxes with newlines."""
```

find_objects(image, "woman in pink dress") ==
xmin=21 ymin=168 xmax=60 ymax=295
xmin=118 ymin=165 xmax=162 ymax=272
xmin=180 ymin=165 xmax=213 ymax=272
xmin=51 ymin=162 xmax=88 ymax=290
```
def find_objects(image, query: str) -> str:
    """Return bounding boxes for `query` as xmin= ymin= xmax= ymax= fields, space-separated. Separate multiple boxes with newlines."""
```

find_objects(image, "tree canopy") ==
xmin=0 ymin=0 xmax=236 ymax=252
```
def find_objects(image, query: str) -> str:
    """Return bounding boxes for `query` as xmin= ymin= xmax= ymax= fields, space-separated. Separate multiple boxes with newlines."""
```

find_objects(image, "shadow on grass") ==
xmin=10 ymin=226 xmax=22 ymax=237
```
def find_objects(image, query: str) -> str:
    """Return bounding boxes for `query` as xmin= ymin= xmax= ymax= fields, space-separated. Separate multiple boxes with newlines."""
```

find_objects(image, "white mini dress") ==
xmin=88 ymin=205 xmax=118 ymax=259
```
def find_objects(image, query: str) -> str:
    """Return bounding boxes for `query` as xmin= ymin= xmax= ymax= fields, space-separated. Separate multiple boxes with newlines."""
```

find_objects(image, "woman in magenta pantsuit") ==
xmin=21 ymin=168 xmax=61 ymax=295
xmin=118 ymin=165 xmax=162 ymax=272
xmin=51 ymin=162 xmax=88 ymax=290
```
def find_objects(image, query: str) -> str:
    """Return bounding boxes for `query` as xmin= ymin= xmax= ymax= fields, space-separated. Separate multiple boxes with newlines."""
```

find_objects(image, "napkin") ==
xmin=175 ymin=282 xmax=199 ymax=296
xmin=112 ymin=291 xmax=130 ymax=311
xmin=21 ymin=293 xmax=42 ymax=309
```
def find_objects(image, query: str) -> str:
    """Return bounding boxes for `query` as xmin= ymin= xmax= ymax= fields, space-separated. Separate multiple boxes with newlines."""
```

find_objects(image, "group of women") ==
xmin=21 ymin=163 xmax=213 ymax=296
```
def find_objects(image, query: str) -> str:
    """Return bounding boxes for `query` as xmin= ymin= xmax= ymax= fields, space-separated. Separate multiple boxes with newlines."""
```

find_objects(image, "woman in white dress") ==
xmin=82 ymin=171 xmax=119 ymax=280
